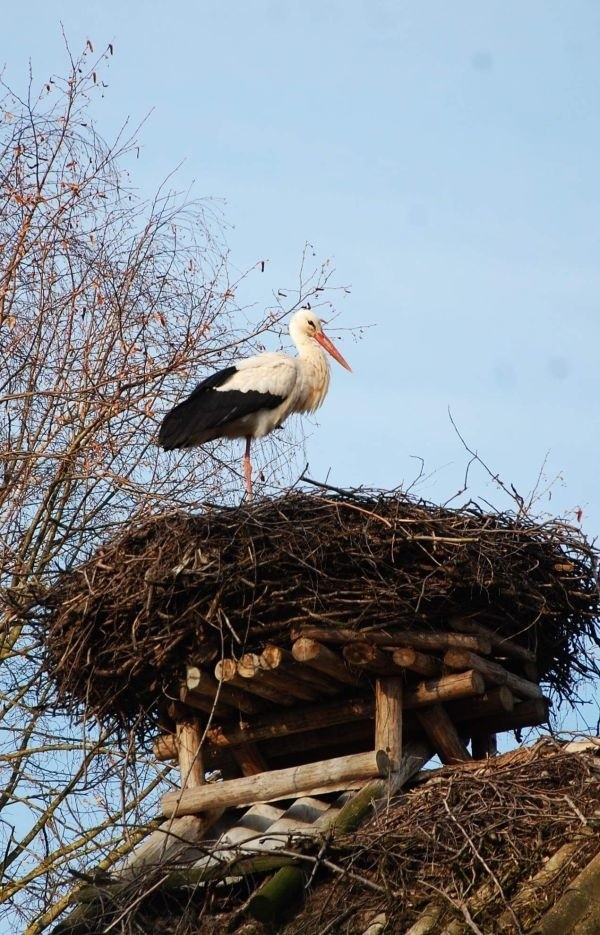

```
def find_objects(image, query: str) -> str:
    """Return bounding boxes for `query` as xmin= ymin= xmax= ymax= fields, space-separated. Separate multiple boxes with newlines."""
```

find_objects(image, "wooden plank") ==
xmin=392 ymin=647 xmax=441 ymax=677
xmin=443 ymin=649 xmax=543 ymax=700
xmin=186 ymin=666 xmax=266 ymax=715
xmin=450 ymin=616 xmax=536 ymax=663
xmin=416 ymin=704 xmax=471 ymax=764
xmin=174 ymin=688 xmax=233 ymax=721
xmin=292 ymin=626 xmax=491 ymax=655
xmin=161 ymin=750 xmax=385 ymax=816
xmin=292 ymin=637 xmax=362 ymax=686
xmin=375 ymin=678 xmax=403 ymax=771
xmin=260 ymin=645 xmax=341 ymax=696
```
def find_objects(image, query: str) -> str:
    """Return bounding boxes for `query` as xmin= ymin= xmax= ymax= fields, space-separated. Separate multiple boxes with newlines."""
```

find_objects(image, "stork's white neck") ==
xmin=288 ymin=319 xmax=331 ymax=413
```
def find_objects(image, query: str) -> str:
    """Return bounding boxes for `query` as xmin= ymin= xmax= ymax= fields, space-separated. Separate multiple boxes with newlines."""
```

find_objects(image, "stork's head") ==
xmin=290 ymin=307 xmax=352 ymax=371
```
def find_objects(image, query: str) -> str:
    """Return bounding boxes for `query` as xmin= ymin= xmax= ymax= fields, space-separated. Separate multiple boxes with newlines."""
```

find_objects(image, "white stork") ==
xmin=159 ymin=307 xmax=352 ymax=496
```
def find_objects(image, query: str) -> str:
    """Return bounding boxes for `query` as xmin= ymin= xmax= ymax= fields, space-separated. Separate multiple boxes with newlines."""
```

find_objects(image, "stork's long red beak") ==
xmin=315 ymin=331 xmax=352 ymax=371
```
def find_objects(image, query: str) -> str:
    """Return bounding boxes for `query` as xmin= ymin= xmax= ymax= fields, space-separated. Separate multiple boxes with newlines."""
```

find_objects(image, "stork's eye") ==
xmin=308 ymin=319 xmax=316 ymax=329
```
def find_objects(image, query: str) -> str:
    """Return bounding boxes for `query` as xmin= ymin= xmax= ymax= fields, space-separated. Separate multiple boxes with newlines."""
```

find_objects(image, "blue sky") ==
xmin=3 ymin=1 xmax=599 ymax=727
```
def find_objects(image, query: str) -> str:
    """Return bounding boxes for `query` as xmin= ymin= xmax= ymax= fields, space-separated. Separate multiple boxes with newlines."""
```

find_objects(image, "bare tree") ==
xmin=0 ymin=43 xmax=343 ymax=933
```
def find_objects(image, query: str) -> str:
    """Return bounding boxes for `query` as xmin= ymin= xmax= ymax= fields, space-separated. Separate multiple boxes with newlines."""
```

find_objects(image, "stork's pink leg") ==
xmin=243 ymin=436 xmax=253 ymax=499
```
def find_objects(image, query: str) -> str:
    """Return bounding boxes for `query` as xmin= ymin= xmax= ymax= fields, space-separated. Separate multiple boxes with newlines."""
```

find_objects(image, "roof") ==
xmin=53 ymin=738 xmax=600 ymax=934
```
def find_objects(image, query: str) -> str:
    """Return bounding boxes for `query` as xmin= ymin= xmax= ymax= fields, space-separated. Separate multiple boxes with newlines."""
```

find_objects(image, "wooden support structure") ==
xmin=186 ymin=666 xmax=266 ymax=715
xmin=175 ymin=718 xmax=205 ymax=789
xmin=450 ymin=616 xmax=536 ymax=663
xmin=466 ymin=698 xmax=549 ymax=736
xmin=238 ymin=653 xmax=320 ymax=702
xmin=294 ymin=625 xmax=492 ymax=654
xmin=230 ymin=742 xmax=268 ymax=776
xmin=471 ymin=731 xmax=498 ymax=759
xmin=443 ymin=649 xmax=543 ymax=700
xmin=178 ymin=686 xmax=236 ymax=721
xmin=161 ymin=750 xmax=386 ymax=816
xmin=343 ymin=641 xmax=401 ymax=675
xmin=374 ymin=678 xmax=403 ymax=771
xmin=260 ymin=645 xmax=341 ymax=696
xmin=215 ymin=658 xmax=296 ymax=706
xmin=291 ymin=637 xmax=362 ymax=686
xmin=404 ymin=669 xmax=485 ymax=708
xmin=392 ymin=647 xmax=441 ymax=677
xmin=416 ymin=704 xmax=471 ymax=764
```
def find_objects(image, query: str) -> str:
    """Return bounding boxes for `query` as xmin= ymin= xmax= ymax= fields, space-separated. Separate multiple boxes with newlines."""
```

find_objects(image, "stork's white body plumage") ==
xmin=159 ymin=308 xmax=351 ymax=495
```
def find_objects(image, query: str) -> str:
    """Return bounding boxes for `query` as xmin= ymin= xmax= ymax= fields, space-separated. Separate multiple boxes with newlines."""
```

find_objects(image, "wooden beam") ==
xmin=293 ymin=626 xmax=491 ymax=655
xmin=343 ymin=642 xmax=400 ymax=675
xmin=292 ymin=637 xmax=362 ymax=686
xmin=261 ymin=720 xmax=375 ymax=762
xmin=329 ymin=739 xmax=433 ymax=833
xmin=416 ymin=704 xmax=471 ymax=764
xmin=161 ymin=750 xmax=385 ymax=816
xmin=230 ymin=742 xmax=268 ymax=776
xmin=178 ymin=685 xmax=237 ymax=721
xmin=375 ymin=678 xmax=403 ymax=771
xmin=214 ymin=658 xmax=295 ymax=706
xmin=186 ymin=666 xmax=266 ymax=715
xmin=450 ymin=616 xmax=536 ymax=663
xmin=404 ymin=670 xmax=485 ymax=708
xmin=238 ymin=653 xmax=320 ymax=702
xmin=205 ymin=696 xmax=374 ymax=747
xmin=464 ymin=698 xmax=549 ymax=736
xmin=260 ymin=645 xmax=341 ymax=696
xmin=443 ymin=649 xmax=543 ymax=700
xmin=392 ymin=647 xmax=441 ymax=677
xmin=447 ymin=686 xmax=514 ymax=720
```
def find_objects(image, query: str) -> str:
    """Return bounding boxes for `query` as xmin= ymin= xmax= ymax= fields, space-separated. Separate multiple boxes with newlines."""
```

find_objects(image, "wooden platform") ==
xmin=155 ymin=618 xmax=549 ymax=819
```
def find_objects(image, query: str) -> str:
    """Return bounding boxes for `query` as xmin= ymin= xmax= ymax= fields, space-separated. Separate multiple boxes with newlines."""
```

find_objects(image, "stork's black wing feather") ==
xmin=158 ymin=366 xmax=285 ymax=450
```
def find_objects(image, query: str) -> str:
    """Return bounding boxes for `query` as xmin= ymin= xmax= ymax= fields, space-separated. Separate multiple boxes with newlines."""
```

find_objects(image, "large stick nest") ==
xmin=36 ymin=489 xmax=600 ymax=737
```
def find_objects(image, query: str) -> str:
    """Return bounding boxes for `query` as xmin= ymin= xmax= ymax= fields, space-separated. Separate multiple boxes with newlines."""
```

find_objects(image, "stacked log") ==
xmin=153 ymin=620 xmax=549 ymax=799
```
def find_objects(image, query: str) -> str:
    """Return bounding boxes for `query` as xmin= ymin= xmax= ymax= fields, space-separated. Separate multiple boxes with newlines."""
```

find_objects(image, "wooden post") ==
xmin=375 ymin=678 xmax=403 ymax=772
xmin=175 ymin=718 xmax=205 ymax=789
xmin=471 ymin=732 xmax=498 ymax=759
